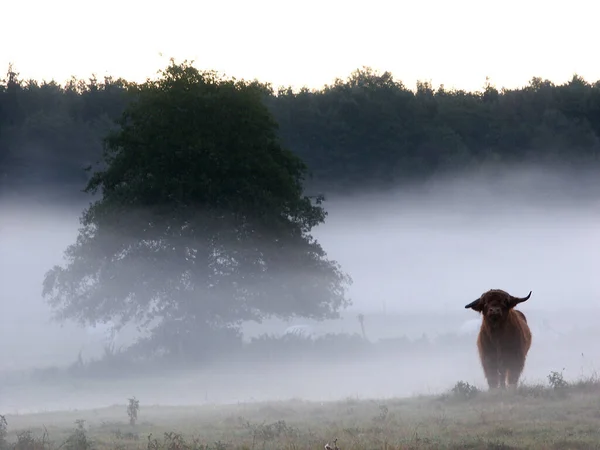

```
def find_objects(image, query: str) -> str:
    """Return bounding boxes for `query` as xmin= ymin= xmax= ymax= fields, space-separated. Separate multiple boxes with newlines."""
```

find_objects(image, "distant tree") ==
xmin=42 ymin=60 xmax=352 ymax=359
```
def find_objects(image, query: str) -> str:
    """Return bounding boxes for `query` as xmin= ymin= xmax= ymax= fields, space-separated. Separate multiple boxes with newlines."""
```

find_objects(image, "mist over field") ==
xmin=1 ymin=165 xmax=599 ymax=414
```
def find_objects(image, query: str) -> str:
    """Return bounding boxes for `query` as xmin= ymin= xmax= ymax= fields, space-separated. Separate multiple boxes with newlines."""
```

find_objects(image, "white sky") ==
xmin=2 ymin=0 xmax=599 ymax=92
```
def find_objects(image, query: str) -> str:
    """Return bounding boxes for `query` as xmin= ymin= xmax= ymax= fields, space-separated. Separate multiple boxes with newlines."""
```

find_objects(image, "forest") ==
xmin=2 ymin=63 xmax=600 ymax=199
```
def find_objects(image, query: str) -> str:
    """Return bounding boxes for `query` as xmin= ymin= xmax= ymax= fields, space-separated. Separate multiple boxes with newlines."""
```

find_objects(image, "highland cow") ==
xmin=465 ymin=289 xmax=533 ymax=390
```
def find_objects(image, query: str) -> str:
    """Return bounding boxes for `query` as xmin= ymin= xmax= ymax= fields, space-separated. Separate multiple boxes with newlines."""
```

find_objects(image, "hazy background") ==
xmin=1 ymin=165 xmax=599 ymax=414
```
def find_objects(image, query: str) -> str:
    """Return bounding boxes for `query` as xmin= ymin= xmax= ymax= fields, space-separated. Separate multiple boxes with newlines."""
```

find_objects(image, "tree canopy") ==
xmin=41 ymin=60 xmax=352 ymax=358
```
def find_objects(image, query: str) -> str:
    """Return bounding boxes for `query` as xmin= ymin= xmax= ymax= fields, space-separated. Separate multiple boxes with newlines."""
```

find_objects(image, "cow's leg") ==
xmin=481 ymin=356 xmax=500 ymax=390
xmin=506 ymin=357 xmax=525 ymax=387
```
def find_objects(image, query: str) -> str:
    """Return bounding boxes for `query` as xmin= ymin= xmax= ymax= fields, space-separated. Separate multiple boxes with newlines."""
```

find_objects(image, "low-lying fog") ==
xmin=1 ymin=166 xmax=600 ymax=414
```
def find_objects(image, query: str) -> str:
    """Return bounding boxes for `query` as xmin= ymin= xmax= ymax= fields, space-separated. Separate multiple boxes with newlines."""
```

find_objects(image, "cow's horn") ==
xmin=511 ymin=291 xmax=532 ymax=304
xmin=464 ymin=298 xmax=480 ymax=309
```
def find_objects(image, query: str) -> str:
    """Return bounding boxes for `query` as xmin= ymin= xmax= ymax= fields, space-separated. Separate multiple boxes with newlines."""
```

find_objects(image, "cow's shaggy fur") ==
xmin=465 ymin=289 xmax=533 ymax=390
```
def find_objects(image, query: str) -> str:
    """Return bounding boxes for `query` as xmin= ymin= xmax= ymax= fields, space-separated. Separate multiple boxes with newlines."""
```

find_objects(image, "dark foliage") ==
xmin=2 ymin=65 xmax=599 ymax=197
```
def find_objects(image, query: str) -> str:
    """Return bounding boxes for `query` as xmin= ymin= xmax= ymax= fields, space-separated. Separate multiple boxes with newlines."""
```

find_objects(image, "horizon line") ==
xmin=1 ymin=60 xmax=594 ymax=96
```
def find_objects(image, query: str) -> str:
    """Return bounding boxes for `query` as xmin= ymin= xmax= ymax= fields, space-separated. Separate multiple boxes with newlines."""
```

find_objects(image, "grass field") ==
xmin=2 ymin=373 xmax=600 ymax=450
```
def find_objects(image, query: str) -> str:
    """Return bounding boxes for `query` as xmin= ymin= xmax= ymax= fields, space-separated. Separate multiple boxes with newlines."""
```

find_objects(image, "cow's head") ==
xmin=465 ymin=289 xmax=532 ymax=327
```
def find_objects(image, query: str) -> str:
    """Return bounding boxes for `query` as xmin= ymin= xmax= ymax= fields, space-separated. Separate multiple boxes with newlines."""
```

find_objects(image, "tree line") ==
xmin=2 ymin=63 xmax=600 ymax=197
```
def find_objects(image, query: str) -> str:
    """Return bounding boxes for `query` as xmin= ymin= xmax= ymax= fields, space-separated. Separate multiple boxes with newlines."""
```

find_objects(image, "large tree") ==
xmin=42 ymin=60 xmax=352 ymax=358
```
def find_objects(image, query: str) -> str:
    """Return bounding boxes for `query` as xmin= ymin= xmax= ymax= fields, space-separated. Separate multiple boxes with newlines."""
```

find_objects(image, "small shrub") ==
xmin=64 ymin=419 xmax=93 ymax=450
xmin=451 ymin=381 xmax=480 ymax=400
xmin=128 ymin=396 xmax=140 ymax=426
xmin=548 ymin=369 xmax=568 ymax=390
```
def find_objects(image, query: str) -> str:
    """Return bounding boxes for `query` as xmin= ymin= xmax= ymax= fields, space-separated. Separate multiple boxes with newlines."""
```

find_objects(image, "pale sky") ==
xmin=2 ymin=0 xmax=599 ymax=92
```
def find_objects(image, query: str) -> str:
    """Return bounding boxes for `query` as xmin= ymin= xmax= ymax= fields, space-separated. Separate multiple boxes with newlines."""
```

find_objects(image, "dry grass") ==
xmin=2 ymin=375 xmax=600 ymax=450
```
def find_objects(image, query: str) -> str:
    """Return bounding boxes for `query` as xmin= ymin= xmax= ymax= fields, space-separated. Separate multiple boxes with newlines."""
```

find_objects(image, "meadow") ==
xmin=2 ymin=371 xmax=600 ymax=450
